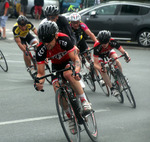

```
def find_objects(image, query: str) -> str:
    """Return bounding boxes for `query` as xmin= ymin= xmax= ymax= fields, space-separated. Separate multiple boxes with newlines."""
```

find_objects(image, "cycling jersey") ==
xmin=12 ymin=21 xmax=35 ymax=38
xmin=93 ymin=38 xmax=122 ymax=58
xmin=36 ymin=32 xmax=75 ymax=65
xmin=71 ymin=22 xmax=89 ymax=42
xmin=40 ymin=15 xmax=76 ymax=45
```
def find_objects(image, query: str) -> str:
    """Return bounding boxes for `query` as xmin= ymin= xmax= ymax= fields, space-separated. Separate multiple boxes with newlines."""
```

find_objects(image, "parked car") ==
xmin=63 ymin=1 xmax=150 ymax=47
xmin=8 ymin=0 xmax=59 ymax=18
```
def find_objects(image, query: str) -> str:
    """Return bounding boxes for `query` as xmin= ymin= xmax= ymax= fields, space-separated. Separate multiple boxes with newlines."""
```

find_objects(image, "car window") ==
xmin=140 ymin=7 xmax=150 ymax=15
xmin=96 ymin=5 xmax=117 ymax=15
xmin=120 ymin=5 xmax=140 ymax=15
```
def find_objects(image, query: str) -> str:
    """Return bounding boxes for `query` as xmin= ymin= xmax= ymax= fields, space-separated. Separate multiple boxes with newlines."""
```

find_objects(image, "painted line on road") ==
xmin=7 ymin=60 xmax=24 ymax=63
xmin=0 ymin=108 xmax=110 ymax=126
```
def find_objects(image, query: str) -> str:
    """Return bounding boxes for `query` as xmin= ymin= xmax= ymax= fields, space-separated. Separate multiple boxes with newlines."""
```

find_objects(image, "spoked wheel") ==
xmin=83 ymin=72 xmax=96 ymax=92
xmin=96 ymin=77 xmax=110 ymax=97
xmin=56 ymin=88 xmax=81 ymax=142
xmin=114 ymin=81 xmax=124 ymax=103
xmin=83 ymin=110 xmax=98 ymax=142
xmin=117 ymin=72 xmax=136 ymax=108
xmin=0 ymin=50 xmax=8 ymax=72
xmin=110 ymin=71 xmax=124 ymax=103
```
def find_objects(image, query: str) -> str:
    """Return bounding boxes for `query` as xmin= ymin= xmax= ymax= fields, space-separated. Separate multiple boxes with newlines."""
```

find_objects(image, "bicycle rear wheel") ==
xmin=56 ymin=88 xmax=81 ymax=142
xmin=0 ymin=50 xmax=8 ymax=72
xmin=83 ymin=110 xmax=98 ymax=142
xmin=117 ymin=71 xmax=136 ymax=108
xmin=83 ymin=71 xmax=96 ymax=92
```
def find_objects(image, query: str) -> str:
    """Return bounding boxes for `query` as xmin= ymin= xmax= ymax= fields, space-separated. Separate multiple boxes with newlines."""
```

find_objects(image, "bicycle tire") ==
xmin=117 ymin=71 xmax=136 ymax=108
xmin=83 ymin=70 xmax=96 ymax=92
xmin=0 ymin=50 xmax=8 ymax=72
xmin=83 ymin=110 xmax=98 ymax=142
xmin=56 ymin=88 xmax=81 ymax=142
xmin=109 ymin=69 xmax=124 ymax=103
xmin=95 ymin=70 xmax=110 ymax=96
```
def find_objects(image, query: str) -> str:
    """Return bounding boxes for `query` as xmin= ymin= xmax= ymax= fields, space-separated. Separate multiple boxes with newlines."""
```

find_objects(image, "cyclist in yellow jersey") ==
xmin=12 ymin=15 xmax=38 ymax=75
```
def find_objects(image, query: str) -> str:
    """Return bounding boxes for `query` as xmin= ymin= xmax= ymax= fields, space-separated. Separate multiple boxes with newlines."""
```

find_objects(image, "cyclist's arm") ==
xmin=85 ymin=29 xmax=97 ymax=42
xmin=68 ymin=47 xmax=81 ymax=74
xmin=118 ymin=46 xmax=129 ymax=57
xmin=14 ymin=37 xmax=26 ymax=52
xmin=33 ymin=28 xmax=38 ymax=36
xmin=37 ymin=63 xmax=45 ymax=84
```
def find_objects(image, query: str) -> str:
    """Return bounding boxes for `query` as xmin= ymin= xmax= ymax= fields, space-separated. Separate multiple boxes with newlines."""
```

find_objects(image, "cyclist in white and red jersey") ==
xmin=93 ymin=30 xmax=131 ymax=97
xmin=35 ymin=21 xmax=92 ymax=134
xmin=69 ymin=12 xmax=98 ymax=53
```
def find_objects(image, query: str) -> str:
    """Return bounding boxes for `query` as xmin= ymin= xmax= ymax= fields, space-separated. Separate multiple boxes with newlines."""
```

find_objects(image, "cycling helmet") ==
xmin=69 ymin=12 xmax=81 ymax=21
xmin=17 ymin=15 xmax=28 ymax=26
xmin=44 ymin=5 xmax=59 ymax=17
xmin=97 ymin=30 xmax=111 ymax=44
xmin=38 ymin=21 xmax=59 ymax=43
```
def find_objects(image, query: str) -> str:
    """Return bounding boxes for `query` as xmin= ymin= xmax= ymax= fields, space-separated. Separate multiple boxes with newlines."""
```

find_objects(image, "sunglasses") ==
xmin=47 ymin=16 xmax=57 ymax=20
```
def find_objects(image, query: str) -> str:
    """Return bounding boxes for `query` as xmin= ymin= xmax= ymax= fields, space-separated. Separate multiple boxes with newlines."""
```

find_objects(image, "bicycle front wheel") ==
xmin=83 ymin=110 xmax=98 ymax=142
xmin=83 ymin=71 xmax=96 ymax=92
xmin=109 ymin=70 xmax=124 ymax=103
xmin=0 ymin=50 xmax=8 ymax=72
xmin=117 ymin=71 xmax=136 ymax=108
xmin=56 ymin=88 xmax=81 ymax=142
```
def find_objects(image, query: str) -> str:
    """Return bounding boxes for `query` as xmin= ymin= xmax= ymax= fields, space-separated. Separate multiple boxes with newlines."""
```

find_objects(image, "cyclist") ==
xmin=93 ymin=30 xmax=131 ymax=97
xmin=35 ymin=21 xmax=92 ymax=134
xmin=41 ymin=5 xmax=76 ymax=45
xmin=12 ymin=15 xmax=38 ymax=75
xmin=69 ymin=12 xmax=97 ymax=54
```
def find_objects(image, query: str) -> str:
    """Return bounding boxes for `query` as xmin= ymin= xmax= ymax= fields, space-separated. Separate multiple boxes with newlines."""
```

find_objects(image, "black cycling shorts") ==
xmin=51 ymin=60 xmax=71 ymax=84
xmin=20 ymin=33 xmax=36 ymax=45
xmin=77 ymin=38 xmax=88 ymax=53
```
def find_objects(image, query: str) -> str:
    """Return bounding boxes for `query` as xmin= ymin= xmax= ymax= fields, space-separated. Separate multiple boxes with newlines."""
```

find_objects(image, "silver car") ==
xmin=8 ymin=0 xmax=59 ymax=18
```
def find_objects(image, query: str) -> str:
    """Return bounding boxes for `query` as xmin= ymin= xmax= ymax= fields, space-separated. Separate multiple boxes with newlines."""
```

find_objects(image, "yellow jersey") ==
xmin=12 ymin=21 xmax=35 ymax=38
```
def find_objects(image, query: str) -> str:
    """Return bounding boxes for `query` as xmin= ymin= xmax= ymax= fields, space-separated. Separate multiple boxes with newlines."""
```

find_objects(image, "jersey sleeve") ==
xmin=27 ymin=21 xmax=35 ymax=31
xmin=58 ymin=34 xmax=74 ymax=52
xmin=80 ymin=22 xmax=89 ymax=31
xmin=93 ymin=42 xmax=100 ymax=57
xmin=12 ymin=25 xmax=19 ymax=38
xmin=36 ymin=43 xmax=47 ymax=64
xmin=109 ymin=38 xmax=121 ymax=49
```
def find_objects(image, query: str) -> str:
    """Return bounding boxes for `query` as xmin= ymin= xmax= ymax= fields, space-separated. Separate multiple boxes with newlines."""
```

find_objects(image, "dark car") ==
xmin=63 ymin=1 xmax=150 ymax=47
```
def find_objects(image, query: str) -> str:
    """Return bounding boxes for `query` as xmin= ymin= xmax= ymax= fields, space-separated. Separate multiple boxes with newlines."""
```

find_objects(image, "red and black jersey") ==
xmin=93 ymin=38 xmax=122 ymax=57
xmin=36 ymin=32 xmax=75 ymax=64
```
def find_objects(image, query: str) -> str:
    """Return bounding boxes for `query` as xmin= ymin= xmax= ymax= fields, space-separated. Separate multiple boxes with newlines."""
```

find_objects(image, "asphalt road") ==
xmin=0 ymin=18 xmax=150 ymax=142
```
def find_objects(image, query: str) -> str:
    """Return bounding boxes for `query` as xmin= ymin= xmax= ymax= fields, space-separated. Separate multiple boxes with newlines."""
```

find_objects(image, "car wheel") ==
xmin=137 ymin=30 xmax=150 ymax=47
xmin=31 ymin=7 xmax=35 ymax=19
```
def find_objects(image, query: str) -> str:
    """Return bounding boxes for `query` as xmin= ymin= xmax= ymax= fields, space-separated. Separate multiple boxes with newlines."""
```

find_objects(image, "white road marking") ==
xmin=7 ymin=60 xmax=24 ymax=63
xmin=0 ymin=108 xmax=110 ymax=126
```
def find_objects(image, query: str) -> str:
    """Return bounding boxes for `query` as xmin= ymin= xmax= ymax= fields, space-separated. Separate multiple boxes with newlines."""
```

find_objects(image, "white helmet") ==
xmin=69 ymin=12 xmax=81 ymax=22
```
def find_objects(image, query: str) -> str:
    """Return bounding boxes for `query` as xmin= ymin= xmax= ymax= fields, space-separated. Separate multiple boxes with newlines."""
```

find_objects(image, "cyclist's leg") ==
xmin=63 ymin=64 xmax=91 ymax=114
xmin=109 ymin=49 xmax=123 ymax=72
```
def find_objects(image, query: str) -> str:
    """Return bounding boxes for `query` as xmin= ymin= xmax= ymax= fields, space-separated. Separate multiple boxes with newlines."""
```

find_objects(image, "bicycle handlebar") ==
xmin=34 ymin=61 xmax=75 ymax=83
xmin=101 ymin=53 xmax=129 ymax=70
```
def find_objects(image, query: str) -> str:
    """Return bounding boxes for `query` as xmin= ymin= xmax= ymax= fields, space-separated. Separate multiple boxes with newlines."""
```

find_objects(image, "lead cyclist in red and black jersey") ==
xmin=93 ymin=30 xmax=131 ymax=97
xmin=35 ymin=21 xmax=92 ymax=131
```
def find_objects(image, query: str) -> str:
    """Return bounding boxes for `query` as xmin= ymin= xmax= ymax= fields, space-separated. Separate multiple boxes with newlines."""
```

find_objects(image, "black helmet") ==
xmin=97 ymin=30 xmax=111 ymax=44
xmin=45 ymin=5 xmax=59 ymax=17
xmin=17 ymin=15 xmax=28 ymax=26
xmin=38 ymin=21 xmax=59 ymax=43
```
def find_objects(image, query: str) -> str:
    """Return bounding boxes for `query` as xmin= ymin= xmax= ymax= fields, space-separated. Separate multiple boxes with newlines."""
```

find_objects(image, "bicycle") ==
xmin=0 ymin=50 xmax=8 ymax=72
xmin=101 ymin=53 xmax=136 ymax=108
xmin=35 ymin=62 xmax=98 ymax=142
xmin=79 ymin=48 xmax=110 ymax=96
xmin=26 ymin=43 xmax=52 ymax=84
